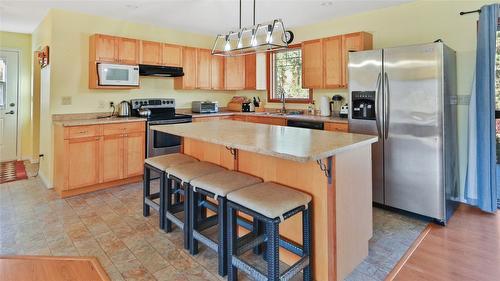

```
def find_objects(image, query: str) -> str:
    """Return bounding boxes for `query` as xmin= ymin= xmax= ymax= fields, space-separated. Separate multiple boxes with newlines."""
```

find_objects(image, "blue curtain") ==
xmin=465 ymin=4 xmax=499 ymax=213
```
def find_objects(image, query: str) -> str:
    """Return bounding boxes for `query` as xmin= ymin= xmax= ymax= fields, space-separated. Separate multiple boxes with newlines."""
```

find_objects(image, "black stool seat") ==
xmin=226 ymin=182 xmax=313 ymax=281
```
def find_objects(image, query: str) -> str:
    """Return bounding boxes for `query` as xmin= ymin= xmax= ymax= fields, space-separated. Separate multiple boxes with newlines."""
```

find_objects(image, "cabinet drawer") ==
xmin=324 ymin=122 xmax=348 ymax=132
xmin=102 ymin=122 xmax=145 ymax=135
xmin=67 ymin=125 xmax=100 ymax=139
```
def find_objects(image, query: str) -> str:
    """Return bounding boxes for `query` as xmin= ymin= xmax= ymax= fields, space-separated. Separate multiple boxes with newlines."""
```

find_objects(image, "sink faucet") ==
xmin=279 ymin=88 xmax=287 ymax=114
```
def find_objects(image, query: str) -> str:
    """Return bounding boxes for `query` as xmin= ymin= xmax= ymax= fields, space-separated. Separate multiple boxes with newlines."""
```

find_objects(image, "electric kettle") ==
xmin=118 ymin=101 xmax=130 ymax=117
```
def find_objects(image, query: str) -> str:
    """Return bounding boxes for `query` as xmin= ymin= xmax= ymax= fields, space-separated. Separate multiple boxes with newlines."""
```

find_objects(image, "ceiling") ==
xmin=0 ymin=0 xmax=412 ymax=35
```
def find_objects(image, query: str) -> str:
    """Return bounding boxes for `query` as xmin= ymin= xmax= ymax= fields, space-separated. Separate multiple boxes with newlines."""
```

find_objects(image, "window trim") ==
xmin=266 ymin=44 xmax=313 ymax=103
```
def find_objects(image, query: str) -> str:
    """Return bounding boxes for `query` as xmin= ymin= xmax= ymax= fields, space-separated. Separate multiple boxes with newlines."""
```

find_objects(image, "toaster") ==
xmin=192 ymin=101 xmax=219 ymax=113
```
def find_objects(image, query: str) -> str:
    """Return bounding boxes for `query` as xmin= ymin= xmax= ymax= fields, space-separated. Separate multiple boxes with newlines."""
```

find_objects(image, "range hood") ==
xmin=139 ymin=64 xmax=184 ymax=77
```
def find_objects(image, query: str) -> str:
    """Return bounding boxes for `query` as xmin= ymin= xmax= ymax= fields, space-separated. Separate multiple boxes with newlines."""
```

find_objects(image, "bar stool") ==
xmin=189 ymin=170 xmax=263 ymax=276
xmin=226 ymin=182 xmax=313 ymax=281
xmin=165 ymin=161 xmax=226 ymax=250
xmin=143 ymin=154 xmax=198 ymax=229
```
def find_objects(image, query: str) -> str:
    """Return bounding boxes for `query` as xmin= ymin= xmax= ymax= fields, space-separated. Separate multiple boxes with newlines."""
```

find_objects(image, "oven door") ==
xmin=147 ymin=119 xmax=191 ymax=158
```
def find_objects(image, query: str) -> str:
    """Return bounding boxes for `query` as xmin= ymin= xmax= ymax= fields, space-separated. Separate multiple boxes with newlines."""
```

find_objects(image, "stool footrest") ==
xmin=198 ymin=215 xmax=218 ymax=231
xmin=232 ymin=256 xmax=268 ymax=281
xmin=144 ymin=197 xmax=160 ymax=211
xmin=166 ymin=212 xmax=184 ymax=230
xmin=237 ymin=233 xmax=267 ymax=256
xmin=281 ymin=256 xmax=310 ymax=281
xmin=170 ymin=202 xmax=184 ymax=214
xmin=193 ymin=230 xmax=218 ymax=252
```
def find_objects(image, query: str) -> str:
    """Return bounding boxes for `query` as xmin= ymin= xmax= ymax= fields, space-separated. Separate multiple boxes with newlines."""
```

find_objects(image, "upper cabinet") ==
xmin=90 ymin=34 xmax=140 ymax=65
xmin=302 ymin=39 xmax=324 ymax=89
xmin=117 ymin=37 xmax=140 ymax=64
xmin=302 ymin=32 xmax=372 ymax=89
xmin=244 ymin=54 xmax=256 ymax=90
xmin=174 ymin=47 xmax=197 ymax=90
xmin=196 ymin=48 xmax=212 ymax=90
xmin=211 ymin=55 xmax=225 ymax=90
xmin=162 ymin=43 xmax=183 ymax=67
xmin=225 ymin=56 xmax=246 ymax=90
xmin=91 ymin=34 xmax=117 ymax=62
xmin=140 ymin=40 xmax=162 ymax=65
xmin=341 ymin=32 xmax=373 ymax=86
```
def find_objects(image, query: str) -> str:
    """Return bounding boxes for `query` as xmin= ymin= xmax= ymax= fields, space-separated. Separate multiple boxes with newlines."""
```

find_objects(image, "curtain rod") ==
xmin=460 ymin=9 xmax=481 ymax=15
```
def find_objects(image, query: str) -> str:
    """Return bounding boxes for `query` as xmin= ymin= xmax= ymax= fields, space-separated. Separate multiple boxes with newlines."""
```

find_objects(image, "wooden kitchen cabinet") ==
xmin=89 ymin=34 xmax=139 ymax=64
xmin=211 ymin=55 xmax=225 ymax=90
xmin=53 ymin=121 xmax=145 ymax=198
xmin=124 ymin=132 xmax=146 ymax=177
xmin=244 ymin=54 xmax=257 ymax=90
xmin=162 ymin=43 xmax=183 ymax=67
xmin=117 ymin=37 xmax=140 ymax=64
xmin=302 ymin=39 xmax=324 ymax=89
xmin=174 ymin=47 xmax=197 ymax=90
xmin=67 ymin=136 xmax=101 ymax=190
xmin=196 ymin=49 xmax=212 ymax=89
xmin=225 ymin=56 xmax=246 ymax=90
xmin=90 ymin=34 xmax=117 ymax=62
xmin=324 ymin=122 xmax=349 ymax=133
xmin=140 ymin=40 xmax=162 ymax=65
xmin=323 ymin=35 xmax=343 ymax=88
xmin=342 ymin=32 xmax=373 ymax=86
xmin=302 ymin=32 xmax=372 ymax=89
xmin=245 ymin=116 xmax=286 ymax=126
xmin=102 ymin=134 xmax=124 ymax=182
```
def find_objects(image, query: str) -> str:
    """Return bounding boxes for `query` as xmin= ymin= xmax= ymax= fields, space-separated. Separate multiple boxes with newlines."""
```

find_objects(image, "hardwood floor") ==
xmin=391 ymin=204 xmax=500 ymax=281
xmin=0 ymin=256 xmax=110 ymax=281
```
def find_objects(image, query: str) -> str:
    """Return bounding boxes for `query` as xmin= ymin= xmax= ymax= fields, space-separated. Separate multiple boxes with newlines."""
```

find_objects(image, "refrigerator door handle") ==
xmin=375 ymin=73 xmax=382 ymax=138
xmin=384 ymin=72 xmax=390 ymax=140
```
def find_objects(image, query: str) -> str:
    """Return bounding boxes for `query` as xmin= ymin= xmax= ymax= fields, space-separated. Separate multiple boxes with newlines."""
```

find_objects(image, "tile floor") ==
xmin=0 ymin=173 xmax=427 ymax=281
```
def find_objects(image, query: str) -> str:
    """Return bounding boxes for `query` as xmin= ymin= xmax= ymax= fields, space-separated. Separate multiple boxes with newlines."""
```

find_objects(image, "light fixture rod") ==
xmin=253 ymin=0 xmax=256 ymax=26
xmin=239 ymin=0 xmax=242 ymax=29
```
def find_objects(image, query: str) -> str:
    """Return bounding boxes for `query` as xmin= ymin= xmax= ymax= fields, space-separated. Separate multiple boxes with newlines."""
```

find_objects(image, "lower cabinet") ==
xmin=324 ymin=122 xmax=349 ymax=132
xmin=54 ymin=121 xmax=146 ymax=197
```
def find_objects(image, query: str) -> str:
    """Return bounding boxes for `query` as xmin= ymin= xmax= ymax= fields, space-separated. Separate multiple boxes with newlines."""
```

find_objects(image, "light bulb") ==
xmin=224 ymin=40 xmax=231 ymax=51
xmin=251 ymin=36 xmax=257 ymax=46
xmin=266 ymin=24 xmax=273 ymax=43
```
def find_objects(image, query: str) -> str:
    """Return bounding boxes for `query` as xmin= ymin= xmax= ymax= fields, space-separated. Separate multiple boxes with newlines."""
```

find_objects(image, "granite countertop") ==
xmin=176 ymin=109 xmax=349 ymax=124
xmin=151 ymin=120 xmax=377 ymax=162
xmin=53 ymin=116 xmax=146 ymax=127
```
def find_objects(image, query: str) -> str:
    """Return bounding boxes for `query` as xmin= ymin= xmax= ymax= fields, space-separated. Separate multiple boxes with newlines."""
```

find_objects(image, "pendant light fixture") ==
xmin=211 ymin=0 xmax=293 ymax=56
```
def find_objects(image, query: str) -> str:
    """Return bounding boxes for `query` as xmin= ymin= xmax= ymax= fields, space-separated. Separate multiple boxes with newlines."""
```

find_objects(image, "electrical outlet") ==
xmin=98 ymin=100 xmax=105 ymax=109
xmin=61 ymin=96 xmax=72 ymax=105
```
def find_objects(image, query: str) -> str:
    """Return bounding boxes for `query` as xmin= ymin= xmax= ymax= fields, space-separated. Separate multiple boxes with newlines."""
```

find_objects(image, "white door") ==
xmin=0 ymin=50 xmax=19 ymax=162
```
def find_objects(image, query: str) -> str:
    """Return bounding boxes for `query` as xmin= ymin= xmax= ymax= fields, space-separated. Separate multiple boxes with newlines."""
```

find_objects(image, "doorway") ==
xmin=0 ymin=50 xmax=20 ymax=162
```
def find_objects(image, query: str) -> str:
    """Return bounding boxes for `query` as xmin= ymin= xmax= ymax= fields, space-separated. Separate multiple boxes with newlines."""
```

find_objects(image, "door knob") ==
xmin=9 ymin=103 xmax=15 ymax=107
xmin=5 ymin=110 xmax=14 ymax=114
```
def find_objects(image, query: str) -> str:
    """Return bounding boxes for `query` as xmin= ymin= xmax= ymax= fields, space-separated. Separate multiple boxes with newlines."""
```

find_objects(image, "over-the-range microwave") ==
xmin=97 ymin=63 xmax=139 ymax=86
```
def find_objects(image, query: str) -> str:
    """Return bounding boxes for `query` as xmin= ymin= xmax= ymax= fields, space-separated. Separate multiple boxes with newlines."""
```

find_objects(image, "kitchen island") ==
xmin=152 ymin=120 xmax=378 ymax=281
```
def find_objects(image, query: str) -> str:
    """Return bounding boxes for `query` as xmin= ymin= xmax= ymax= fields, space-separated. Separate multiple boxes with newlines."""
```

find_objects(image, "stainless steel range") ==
xmin=130 ymin=98 xmax=192 ymax=158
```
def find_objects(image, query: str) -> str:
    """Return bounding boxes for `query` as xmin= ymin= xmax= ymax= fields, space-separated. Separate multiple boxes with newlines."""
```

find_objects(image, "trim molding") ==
xmin=384 ymin=224 xmax=432 ymax=281
xmin=37 ymin=170 xmax=53 ymax=189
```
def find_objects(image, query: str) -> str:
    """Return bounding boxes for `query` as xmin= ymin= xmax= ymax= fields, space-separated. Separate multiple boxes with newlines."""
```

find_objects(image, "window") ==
xmin=269 ymin=46 xmax=312 ymax=102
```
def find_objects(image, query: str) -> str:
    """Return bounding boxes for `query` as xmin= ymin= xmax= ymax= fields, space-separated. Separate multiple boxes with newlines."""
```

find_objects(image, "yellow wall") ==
xmin=0 ymin=31 xmax=32 ymax=160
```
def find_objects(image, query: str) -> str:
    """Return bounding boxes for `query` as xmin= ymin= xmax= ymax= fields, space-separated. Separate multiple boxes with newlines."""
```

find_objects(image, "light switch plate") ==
xmin=61 ymin=96 xmax=72 ymax=105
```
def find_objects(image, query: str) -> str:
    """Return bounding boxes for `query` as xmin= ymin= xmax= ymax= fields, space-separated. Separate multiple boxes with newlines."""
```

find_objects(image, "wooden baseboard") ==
xmin=59 ymin=176 xmax=142 ymax=198
xmin=384 ymin=224 xmax=432 ymax=281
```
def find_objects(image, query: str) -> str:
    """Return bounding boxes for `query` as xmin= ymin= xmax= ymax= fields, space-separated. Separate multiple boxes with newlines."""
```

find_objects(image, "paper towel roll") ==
xmin=320 ymin=96 xmax=331 ymax=117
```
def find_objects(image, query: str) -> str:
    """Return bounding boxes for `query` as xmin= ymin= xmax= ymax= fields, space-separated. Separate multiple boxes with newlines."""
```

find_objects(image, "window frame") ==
xmin=266 ymin=44 xmax=313 ymax=103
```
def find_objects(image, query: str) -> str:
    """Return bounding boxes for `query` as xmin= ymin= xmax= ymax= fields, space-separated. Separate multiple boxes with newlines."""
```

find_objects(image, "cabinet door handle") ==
xmin=95 ymin=137 xmax=100 ymax=140
xmin=80 ymin=131 xmax=88 ymax=134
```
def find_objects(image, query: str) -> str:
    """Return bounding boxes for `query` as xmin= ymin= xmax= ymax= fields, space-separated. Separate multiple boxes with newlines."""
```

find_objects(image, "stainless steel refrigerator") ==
xmin=348 ymin=42 xmax=459 ymax=223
